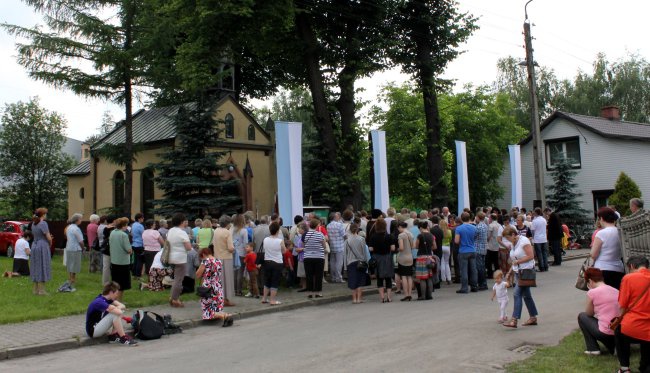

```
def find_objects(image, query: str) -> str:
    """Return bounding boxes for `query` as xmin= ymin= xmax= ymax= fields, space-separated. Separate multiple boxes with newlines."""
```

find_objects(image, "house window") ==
xmin=113 ymin=170 xmax=125 ymax=209
xmin=225 ymin=114 xmax=234 ymax=139
xmin=248 ymin=124 xmax=255 ymax=140
xmin=545 ymin=137 xmax=581 ymax=169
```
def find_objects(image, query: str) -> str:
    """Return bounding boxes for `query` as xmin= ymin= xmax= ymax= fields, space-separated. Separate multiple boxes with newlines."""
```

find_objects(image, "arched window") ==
xmin=141 ymin=168 xmax=155 ymax=219
xmin=225 ymin=114 xmax=234 ymax=138
xmin=80 ymin=187 xmax=85 ymax=199
xmin=247 ymin=124 xmax=255 ymax=140
xmin=113 ymin=170 xmax=125 ymax=210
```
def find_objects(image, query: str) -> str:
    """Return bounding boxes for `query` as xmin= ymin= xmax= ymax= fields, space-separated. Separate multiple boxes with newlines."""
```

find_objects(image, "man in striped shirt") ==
xmin=327 ymin=212 xmax=346 ymax=283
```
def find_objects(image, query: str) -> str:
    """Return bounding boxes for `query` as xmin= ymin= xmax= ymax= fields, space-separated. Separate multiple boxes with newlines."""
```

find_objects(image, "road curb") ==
xmin=0 ymin=288 xmax=379 ymax=361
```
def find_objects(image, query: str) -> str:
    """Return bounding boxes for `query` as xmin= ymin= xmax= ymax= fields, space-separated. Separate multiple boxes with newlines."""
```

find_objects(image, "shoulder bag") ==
xmin=518 ymin=268 xmax=537 ymax=287
xmin=609 ymin=279 xmax=650 ymax=331
xmin=575 ymin=257 xmax=592 ymax=291
xmin=347 ymin=241 xmax=368 ymax=272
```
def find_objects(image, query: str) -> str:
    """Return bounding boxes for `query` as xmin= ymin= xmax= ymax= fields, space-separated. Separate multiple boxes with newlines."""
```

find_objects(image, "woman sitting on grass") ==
xmin=577 ymin=267 xmax=618 ymax=355
xmin=3 ymin=231 xmax=32 ymax=277
xmin=141 ymin=250 xmax=173 ymax=291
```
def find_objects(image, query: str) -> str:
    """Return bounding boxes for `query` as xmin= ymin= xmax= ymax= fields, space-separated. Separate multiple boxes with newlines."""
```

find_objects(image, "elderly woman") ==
xmin=231 ymin=214 xmax=248 ymax=297
xmin=577 ymin=267 xmax=619 ymax=355
xmin=303 ymin=218 xmax=327 ymax=298
xmin=109 ymin=217 xmax=132 ymax=301
xmin=345 ymin=223 xmax=368 ymax=304
xmin=591 ymin=207 xmax=625 ymax=289
xmin=212 ymin=215 xmax=235 ymax=306
xmin=62 ymin=213 xmax=85 ymax=292
xmin=503 ymin=225 xmax=539 ymax=328
xmin=368 ymin=218 xmax=396 ymax=303
xmin=167 ymin=213 xmax=192 ymax=307
xmin=30 ymin=208 xmax=52 ymax=295
xmin=87 ymin=214 xmax=101 ymax=273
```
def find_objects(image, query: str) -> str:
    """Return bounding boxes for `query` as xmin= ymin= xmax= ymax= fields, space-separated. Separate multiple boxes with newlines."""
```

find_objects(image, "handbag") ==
xmin=518 ymin=268 xmax=537 ymax=287
xmin=575 ymin=257 xmax=592 ymax=291
xmin=357 ymin=260 xmax=369 ymax=272
xmin=161 ymin=240 xmax=171 ymax=266
xmin=196 ymin=286 xmax=211 ymax=298
xmin=609 ymin=279 xmax=650 ymax=331
xmin=368 ymin=256 xmax=377 ymax=270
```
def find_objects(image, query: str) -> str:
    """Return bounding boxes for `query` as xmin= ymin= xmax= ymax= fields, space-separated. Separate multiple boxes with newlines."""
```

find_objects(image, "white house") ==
xmin=497 ymin=106 xmax=650 ymax=217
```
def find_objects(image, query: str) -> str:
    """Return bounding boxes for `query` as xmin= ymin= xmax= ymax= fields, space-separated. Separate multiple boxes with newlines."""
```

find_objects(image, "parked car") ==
xmin=0 ymin=221 xmax=55 ymax=257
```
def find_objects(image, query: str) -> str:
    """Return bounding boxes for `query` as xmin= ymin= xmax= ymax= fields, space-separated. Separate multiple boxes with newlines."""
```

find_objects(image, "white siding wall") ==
xmin=497 ymin=118 xmax=650 ymax=216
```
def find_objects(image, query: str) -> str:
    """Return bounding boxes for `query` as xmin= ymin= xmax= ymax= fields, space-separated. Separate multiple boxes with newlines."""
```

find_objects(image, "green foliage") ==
xmin=609 ymin=172 xmax=642 ymax=216
xmin=84 ymin=111 xmax=115 ymax=146
xmin=152 ymin=97 xmax=240 ymax=219
xmin=496 ymin=53 xmax=650 ymax=126
xmin=545 ymin=158 xmax=589 ymax=225
xmin=373 ymin=83 xmax=526 ymax=210
xmin=0 ymin=98 xmax=74 ymax=220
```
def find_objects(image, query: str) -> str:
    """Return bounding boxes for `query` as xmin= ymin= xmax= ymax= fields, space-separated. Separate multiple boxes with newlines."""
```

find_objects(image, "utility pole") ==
xmin=523 ymin=0 xmax=545 ymax=209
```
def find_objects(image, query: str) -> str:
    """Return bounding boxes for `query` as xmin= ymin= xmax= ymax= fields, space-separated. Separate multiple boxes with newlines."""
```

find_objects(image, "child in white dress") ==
xmin=491 ymin=270 xmax=510 ymax=323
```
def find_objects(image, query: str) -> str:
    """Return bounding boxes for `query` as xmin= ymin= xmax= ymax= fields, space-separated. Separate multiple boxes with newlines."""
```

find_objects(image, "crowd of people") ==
xmin=5 ymin=197 xmax=647 ymax=364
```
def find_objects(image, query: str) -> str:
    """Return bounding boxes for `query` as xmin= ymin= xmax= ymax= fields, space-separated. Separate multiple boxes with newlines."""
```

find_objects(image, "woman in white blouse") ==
xmin=503 ymin=225 xmax=539 ymax=328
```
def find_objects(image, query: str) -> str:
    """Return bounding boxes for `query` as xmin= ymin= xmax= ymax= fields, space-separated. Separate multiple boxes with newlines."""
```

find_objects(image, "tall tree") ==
xmin=545 ymin=158 xmax=588 ymax=225
xmin=0 ymin=98 xmax=74 ymax=219
xmin=389 ymin=0 xmax=477 ymax=208
xmin=85 ymin=111 xmax=115 ymax=146
xmin=3 ymin=0 xmax=146 ymax=217
xmin=152 ymin=98 xmax=239 ymax=219
xmin=373 ymin=83 xmax=525 ymax=210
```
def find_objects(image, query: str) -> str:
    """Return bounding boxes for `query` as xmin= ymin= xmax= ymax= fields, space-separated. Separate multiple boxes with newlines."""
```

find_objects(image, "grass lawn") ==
xmin=0 ymin=255 xmax=197 ymax=324
xmin=507 ymin=330 xmax=641 ymax=372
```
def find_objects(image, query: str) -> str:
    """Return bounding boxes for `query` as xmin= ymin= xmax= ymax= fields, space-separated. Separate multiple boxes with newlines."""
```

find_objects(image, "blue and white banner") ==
xmin=371 ymin=130 xmax=389 ymax=213
xmin=455 ymin=140 xmax=470 ymax=214
xmin=508 ymin=145 xmax=523 ymax=209
xmin=275 ymin=121 xmax=303 ymax=224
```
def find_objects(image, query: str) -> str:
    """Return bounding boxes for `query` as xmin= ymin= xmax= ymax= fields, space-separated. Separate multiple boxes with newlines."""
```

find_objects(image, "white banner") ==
xmin=275 ymin=121 xmax=303 ymax=224
xmin=371 ymin=130 xmax=389 ymax=213
xmin=455 ymin=140 xmax=470 ymax=214
xmin=508 ymin=145 xmax=523 ymax=209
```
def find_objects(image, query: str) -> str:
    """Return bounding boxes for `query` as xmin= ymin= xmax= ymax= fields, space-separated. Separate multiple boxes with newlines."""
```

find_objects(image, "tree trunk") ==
xmin=336 ymin=65 xmax=363 ymax=209
xmin=122 ymin=1 xmax=135 ymax=217
xmin=295 ymin=11 xmax=337 ymax=166
xmin=417 ymin=56 xmax=448 ymax=208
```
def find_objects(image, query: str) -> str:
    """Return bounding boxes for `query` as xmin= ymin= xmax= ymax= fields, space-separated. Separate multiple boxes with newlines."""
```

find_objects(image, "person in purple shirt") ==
xmin=131 ymin=213 xmax=145 ymax=279
xmin=454 ymin=212 xmax=478 ymax=294
xmin=85 ymin=282 xmax=137 ymax=346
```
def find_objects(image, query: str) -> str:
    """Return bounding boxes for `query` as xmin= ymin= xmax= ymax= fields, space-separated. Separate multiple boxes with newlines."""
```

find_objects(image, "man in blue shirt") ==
xmin=131 ymin=213 xmax=145 ymax=279
xmin=454 ymin=212 xmax=478 ymax=294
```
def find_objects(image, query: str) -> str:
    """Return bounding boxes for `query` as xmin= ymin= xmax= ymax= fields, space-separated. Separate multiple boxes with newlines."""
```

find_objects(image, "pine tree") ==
xmin=609 ymin=172 xmax=642 ymax=216
xmin=152 ymin=97 xmax=241 ymax=219
xmin=546 ymin=158 xmax=589 ymax=225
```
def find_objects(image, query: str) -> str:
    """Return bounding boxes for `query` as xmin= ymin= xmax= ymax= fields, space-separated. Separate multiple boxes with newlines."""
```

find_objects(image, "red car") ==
xmin=0 ymin=221 xmax=55 ymax=257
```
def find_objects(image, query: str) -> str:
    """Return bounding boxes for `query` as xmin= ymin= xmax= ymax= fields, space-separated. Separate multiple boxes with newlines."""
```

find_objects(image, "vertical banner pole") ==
xmin=455 ymin=140 xmax=470 ymax=214
xmin=370 ymin=130 xmax=389 ymax=213
xmin=275 ymin=121 xmax=303 ymax=224
xmin=508 ymin=145 xmax=523 ymax=209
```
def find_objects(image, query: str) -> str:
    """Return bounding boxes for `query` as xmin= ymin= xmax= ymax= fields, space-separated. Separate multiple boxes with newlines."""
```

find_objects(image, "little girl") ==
xmin=491 ymin=270 xmax=510 ymax=323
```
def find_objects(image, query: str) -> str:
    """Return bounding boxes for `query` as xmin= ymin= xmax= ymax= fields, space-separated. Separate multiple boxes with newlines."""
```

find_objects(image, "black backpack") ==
xmin=132 ymin=310 xmax=165 ymax=340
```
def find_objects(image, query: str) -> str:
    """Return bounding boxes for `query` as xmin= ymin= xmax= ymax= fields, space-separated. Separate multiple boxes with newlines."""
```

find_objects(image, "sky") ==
xmin=1 ymin=0 xmax=648 ymax=142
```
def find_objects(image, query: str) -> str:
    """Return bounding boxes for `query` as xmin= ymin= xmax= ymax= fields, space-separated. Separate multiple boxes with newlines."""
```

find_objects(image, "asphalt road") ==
xmin=1 ymin=260 xmax=586 ymax=373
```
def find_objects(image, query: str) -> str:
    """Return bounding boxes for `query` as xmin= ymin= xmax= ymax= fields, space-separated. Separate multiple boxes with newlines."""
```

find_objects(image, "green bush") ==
xmin=609 ymin=172 xmax=642 ymax=216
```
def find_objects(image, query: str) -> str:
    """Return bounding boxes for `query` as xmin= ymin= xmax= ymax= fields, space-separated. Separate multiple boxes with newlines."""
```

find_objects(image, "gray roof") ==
xmin=91 ymin=105 xmax=187 ymax=150
xmin=63 ymin=137 xmax=83 ymax=161
xmin=63 ymin=159 xmax=90 ymax=176
xmin=520 ymin=111 xmax=650 ymax=145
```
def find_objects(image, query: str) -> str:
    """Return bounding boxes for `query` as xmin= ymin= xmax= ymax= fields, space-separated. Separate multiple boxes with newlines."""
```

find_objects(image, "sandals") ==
xmin=269 ymin=301 xmax=282 ymax=306
xmin=522 ymin=317 xmax=538 ymax=326
xmin=503 ymin=319 xmax=518 ymax=328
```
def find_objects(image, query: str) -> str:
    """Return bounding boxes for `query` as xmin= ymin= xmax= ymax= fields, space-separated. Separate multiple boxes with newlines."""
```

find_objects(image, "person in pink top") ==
xmin=87 ymin=214 xmax=101 ymax=273
xmin=578 ymin=267 xmax=619 ymax=355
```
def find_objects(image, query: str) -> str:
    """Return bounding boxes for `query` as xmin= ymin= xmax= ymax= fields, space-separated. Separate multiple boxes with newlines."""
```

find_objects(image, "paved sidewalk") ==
xmin=0 ymin=248 xmax=589 ymax=360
